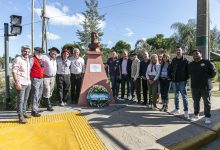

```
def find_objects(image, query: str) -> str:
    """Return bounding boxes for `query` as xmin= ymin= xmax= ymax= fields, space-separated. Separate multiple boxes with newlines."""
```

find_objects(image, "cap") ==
xmin=34 ymin=47 xmax=44 ymax=53
xmin=191 ymin=49 xmax=201 ymax=54
xmin=21 ymin=45 xmax=30 ymax=52
xmin=48 ymin=47 xmax=60 ymax=54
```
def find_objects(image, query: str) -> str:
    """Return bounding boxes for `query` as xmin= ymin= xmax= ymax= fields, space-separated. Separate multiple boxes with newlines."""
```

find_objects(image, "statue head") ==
xmin=91 ymin=32 xmax=98 ymax=43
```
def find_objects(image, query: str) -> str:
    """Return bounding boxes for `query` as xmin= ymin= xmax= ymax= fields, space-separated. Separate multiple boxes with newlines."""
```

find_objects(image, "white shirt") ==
xmin=146 ymin=64 xmax=161 ymax=80
xmin=70 ymin=57 xmax=85 ymax=74
xmin=41 ymin=54 xmax=57 ymax=76
xmin=12 ymin=56 xmax=31 ymax=85
xmin=122 ymin=59 xmax=128 ymax=75
xmin=56 ymin=56 xmax=71 ymax=75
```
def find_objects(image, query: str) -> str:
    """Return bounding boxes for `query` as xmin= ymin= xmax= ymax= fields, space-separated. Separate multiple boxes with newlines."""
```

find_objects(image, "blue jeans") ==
xmin=121 ymin=74 xmax=131 ymax=98
xmin=172 ymin=81 xmax=188 ymax=111
xmin=17 ymin=84 xmax=31 ymax=117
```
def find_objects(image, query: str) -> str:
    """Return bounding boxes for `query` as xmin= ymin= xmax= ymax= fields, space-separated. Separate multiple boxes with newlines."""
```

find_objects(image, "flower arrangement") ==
xmin=87 ymin=85 xmax=110 ymax=107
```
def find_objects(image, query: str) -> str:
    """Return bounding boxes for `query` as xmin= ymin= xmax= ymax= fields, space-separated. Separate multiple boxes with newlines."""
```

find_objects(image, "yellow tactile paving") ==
xmin=0 ymin=112 xmax=107 ymax=150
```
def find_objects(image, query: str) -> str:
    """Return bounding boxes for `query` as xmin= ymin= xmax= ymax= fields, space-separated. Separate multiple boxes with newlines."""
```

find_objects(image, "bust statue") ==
xmin=88 ymin=32 xmax=100 ymax=52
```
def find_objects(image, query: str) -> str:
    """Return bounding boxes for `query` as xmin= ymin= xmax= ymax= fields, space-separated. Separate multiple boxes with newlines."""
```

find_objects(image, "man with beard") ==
xmin=30 ymin=47 xmax=45 ymax=117
xmin=189 ymin=49 xmax=217 ymax=124
xmin=12 ymin=45 xmax=32 ymax=123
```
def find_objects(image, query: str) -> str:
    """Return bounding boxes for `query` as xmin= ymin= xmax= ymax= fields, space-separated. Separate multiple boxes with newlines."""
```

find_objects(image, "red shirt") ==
xmin=30 ymin=56 xmax=44 ymax=78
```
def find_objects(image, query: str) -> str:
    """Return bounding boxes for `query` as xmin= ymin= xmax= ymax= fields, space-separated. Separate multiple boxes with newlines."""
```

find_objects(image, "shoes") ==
xmin=64 ymin=102 xmax=67 ymax=106
xmin=160 ymin=105 xmax=165 ymax=111
xmin=184 ymin=111 xmax=190 ymax=119
xmin=60 ymin=102 xmax=64 ymax=106
xmin=164 ymin=105 xmax=168 ymax=112
xmin=31 ymin=112 xmax=41 ymax=117
xmin=152 ymin=105 xmax=157 ymax=110
xmin=191 ymin=114 xmax=200 ymax=121
xmin=170 ymin=109 xmax=180 ymax=115
xmin=141 ymin=102 xmax=147 ymax=105
xmin=18 ymin=116 xmax=27 ymax=124
xmin=47 ymin=107 xmax=54 ymax=111
xmin=205 ymin=117 xmax=212 ymax=124
xmin=23 ymin=113 xmax=32 ymax=118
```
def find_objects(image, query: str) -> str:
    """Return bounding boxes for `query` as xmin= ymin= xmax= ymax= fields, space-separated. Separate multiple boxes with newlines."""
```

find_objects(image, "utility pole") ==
xmin=196 ymin=0 xmax=210 ymax=59
xmin=31 ymin=0 xmax=34 ymax=55
xmin=42 ymin=0 xmax=47 ymax=53
xmin=4 ymin=23 xmax=11 ymax=109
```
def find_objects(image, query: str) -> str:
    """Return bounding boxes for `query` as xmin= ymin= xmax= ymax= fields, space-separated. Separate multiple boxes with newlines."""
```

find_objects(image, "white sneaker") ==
xmin=205 ymin=117 xmax=212 ymax=124
xmin=184 ymin=111 xmax=190 ymax=119
xmin=60 ymin=102 xmax=64 ymax=106
xmin=170 ymin=109 xmax=180 ymax=115
xmin=64 ymin=102 xmax=67 ymax=106
xmin=191 ymin=114 xmax=200 ymax=121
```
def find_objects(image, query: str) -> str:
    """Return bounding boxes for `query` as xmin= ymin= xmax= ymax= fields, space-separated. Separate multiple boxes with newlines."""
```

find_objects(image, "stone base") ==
xmin=78 ymin=51 xmax=114 ymax=106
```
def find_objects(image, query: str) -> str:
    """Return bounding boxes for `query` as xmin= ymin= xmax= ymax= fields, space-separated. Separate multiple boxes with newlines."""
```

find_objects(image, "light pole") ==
xmin=4 ymin=15 xmax=22 ymax=110
xmin=196 ymin=0 xmax=209 ymax=59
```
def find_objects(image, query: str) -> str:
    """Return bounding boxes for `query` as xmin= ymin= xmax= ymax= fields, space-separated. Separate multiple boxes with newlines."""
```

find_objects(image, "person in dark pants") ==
xmin=70 ymin=48 xmax=85 ymax=104
xmin=188 ymin=49 xmax=217 ymax=124
xmin=159 ymin=53 xmax=171 ymax=112
xmin=56 ymin=49 xmax=71 ymax=106
xmin=119 ymin=50 xmax=132 ymax=100
xmin=139 ymin=51 xmax=150 ymax=105
xmin=107 ymin=51 xmax=120 ymax=100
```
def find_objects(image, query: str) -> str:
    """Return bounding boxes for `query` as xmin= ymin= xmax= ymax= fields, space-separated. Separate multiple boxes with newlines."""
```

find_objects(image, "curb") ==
xmin=165 ymin=123 xmax=220 ymax=150
xmin=165 ymin=130 xmax=216 ymax=150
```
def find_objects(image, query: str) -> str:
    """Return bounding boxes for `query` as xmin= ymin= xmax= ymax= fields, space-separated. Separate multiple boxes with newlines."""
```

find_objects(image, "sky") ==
xmin=0 ymin=0 xmax=220 ymax=57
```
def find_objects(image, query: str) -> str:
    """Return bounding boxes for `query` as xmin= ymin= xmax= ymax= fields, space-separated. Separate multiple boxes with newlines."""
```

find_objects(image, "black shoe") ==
xmin=164 ymin=105 xmax=168 ymax=112
xmin=47 ymin=107 xmax=54 ymax=111
xmin=141 ymin=102 xmax=147 ymax=105
xmin=31 ymin=112 xmax=41 ymax=117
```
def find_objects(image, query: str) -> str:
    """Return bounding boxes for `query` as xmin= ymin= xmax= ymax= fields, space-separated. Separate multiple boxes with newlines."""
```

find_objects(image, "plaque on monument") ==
xmin=90 ymin=64 xmax=101 ymax=72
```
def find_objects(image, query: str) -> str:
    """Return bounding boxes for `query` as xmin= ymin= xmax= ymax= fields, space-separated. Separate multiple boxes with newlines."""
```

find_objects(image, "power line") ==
xmin=99 ymin=0 xmax=138 ymax=10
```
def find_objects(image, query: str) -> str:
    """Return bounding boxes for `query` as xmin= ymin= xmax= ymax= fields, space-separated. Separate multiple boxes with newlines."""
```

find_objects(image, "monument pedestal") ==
xmin=78 ymin=51 xmax=114 ymax=106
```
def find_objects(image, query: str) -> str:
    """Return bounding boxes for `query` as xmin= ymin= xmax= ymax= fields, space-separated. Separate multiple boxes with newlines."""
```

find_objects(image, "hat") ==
xmin=21 ymin=45 xmax=30 ymax=52
xmin=62 ymin=49 xmax=70 ymax=54
xmin=34 ymin=47 xmax=44 ymax=53
xmin=48 ymin=47 xmax=60 ymax=54
xmin=191 ymin=49 xmax=201 ymax=54
xmin=130 ymin=51 xmax=137 ymax=56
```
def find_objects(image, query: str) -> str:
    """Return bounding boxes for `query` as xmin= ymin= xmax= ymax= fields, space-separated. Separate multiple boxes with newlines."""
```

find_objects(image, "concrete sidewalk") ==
xmin=0 ymin=95 xmax=220 ymax=150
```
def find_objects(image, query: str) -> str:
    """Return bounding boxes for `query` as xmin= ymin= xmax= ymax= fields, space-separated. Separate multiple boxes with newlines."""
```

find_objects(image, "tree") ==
xmin=171 ymin=19 xmax=196 ymax=53
xmin=134 ymin=39 xmax=152 ymax=60
xmin=76 ymin=0 xmax=105 ymax=50
xmin=210 ymin=26 xmax=220 ymax=52
xmin=112 ymin=40 xmax=131 ymax=54
xmin=146 ymin=34 xmax=169 ymax=52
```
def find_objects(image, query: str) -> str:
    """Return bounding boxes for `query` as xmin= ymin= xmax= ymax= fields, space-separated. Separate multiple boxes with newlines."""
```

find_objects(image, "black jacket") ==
xmin=119 ymin=58 xmax=132 ymax=78
xmin=168 ymin=56 xmax=189 ymax=82
xmin=139 ymin=59 xmax=150 ymax=77
xmin=188 ymin=59 xmax=217 ymax=90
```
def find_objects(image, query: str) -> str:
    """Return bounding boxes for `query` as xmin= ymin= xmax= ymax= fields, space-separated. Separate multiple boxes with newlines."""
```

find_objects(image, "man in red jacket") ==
xmin=30 ymin=47 xmax=44 ymax=117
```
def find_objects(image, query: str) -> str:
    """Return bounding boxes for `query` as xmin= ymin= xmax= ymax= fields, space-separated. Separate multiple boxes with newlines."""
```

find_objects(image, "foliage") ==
xmin=171 ymin=19 xmax=196 ymax=54
xmin=62 ymin=43 xmax=84 ymax=55
xmin=213 ymin=61 xmax=220 ymax=73
xmin=134 ymin=39 xmax=152 ymax=60
xmin=76 ymin=0 xmax=105 ymax=50
xmin=101 ymin=47 xmax=111 ymax=62
xmin=210 ymin=26 xmax=220 ymax=52
xmin=112 ymin=40 xmax=131 ymax=54
xmin=87 ymin=85 xmax=108 ymax=94
xmin=146 ymin=34 xmax=169 ymax=51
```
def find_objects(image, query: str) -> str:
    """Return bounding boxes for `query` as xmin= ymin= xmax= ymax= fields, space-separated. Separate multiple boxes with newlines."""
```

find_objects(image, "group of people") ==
xmin=106 ymin=47 xmax=217 ymax=124
xmin=12 ymin=45 xmax=85 ymax=124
